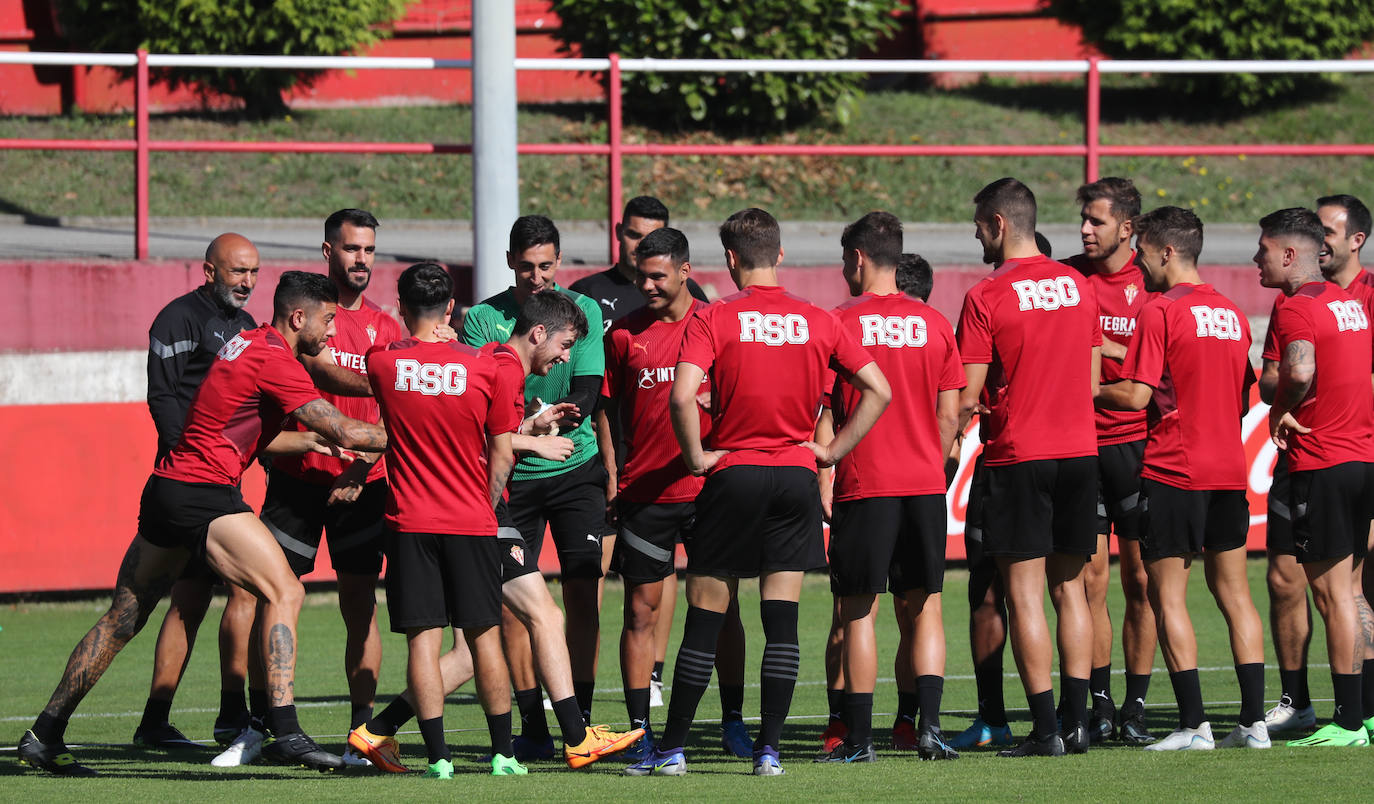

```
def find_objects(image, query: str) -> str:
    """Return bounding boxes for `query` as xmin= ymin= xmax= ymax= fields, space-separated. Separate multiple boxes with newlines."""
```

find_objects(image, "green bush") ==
xmin=58 ymin=0 xmax=411 ymax=117
xmin=1045 ymin=0 xmax=1374 ymax=107
xmin=548 ymin=0 xmax=904 ymax=129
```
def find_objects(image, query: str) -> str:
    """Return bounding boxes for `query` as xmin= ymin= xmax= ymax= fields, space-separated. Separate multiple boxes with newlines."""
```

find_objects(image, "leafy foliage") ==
xmin=1045 ymin=0 xmax=1374 ymax=107
xmin=58 ymin=0 xmax=411 ymax=116
xmin=548 ymin=0 xmax=904 ymax=129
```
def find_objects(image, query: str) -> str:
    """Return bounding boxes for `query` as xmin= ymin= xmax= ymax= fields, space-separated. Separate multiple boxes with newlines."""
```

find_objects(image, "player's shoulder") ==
xmin=151 ymin=287 xmax=209 ymax=326
xmin=609 ymin=306 xmax=655 ymax=336
xmin=567 ymin=268 xmax=612 ymax=295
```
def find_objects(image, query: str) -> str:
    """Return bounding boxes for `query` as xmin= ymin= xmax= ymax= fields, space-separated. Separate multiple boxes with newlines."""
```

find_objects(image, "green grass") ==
xmin=3 ymin=74 xmax=1374 ymax=224
xmin=0 ymin=560 xmax=1357 ymax=800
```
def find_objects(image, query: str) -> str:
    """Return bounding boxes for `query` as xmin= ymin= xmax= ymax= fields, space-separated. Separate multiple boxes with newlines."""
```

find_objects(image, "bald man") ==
xmin=134 ymin=233 xmax=265 ymax=752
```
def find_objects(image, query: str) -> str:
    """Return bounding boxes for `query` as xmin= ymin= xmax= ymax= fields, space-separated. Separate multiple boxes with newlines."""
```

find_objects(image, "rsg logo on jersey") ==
xmin=1189 ymin=306 xmax=1243 ymax=341
xmin=1327 ymin=299 xmax=1370 ymax=332
xmin=738 ymin=311 xmax=809 ymax=345
xmin=394 ymin=359 xmax=468 ymax=396
xmin=859 ymin=314 xmax=927 ymax=347
xmin=1012 ymin=277 xmax=1082 ymax=311
xmin=216 ymin=333 xmax=251 ymax=361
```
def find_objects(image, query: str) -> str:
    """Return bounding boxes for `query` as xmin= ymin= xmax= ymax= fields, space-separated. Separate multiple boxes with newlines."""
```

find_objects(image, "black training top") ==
xmin=568 ymin=266 xmax=709 ymax=333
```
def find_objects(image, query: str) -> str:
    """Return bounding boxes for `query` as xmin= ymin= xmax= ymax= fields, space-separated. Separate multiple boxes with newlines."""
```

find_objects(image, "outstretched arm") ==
xmin=299 ymin=349 xmax=373 ymax=397
xmin=1096 ymin=379 xmax=1153 ymax=411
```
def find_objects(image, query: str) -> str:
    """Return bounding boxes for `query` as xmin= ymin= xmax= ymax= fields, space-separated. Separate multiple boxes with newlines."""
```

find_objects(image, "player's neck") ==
xmin=1283 ymin=266 xmax=1325 ymax=295
xmin=860 ymin=272 xmax=899 ymax=295
xmin=1330 ymin=260 xmax=1366 ymax=290
xmin=657 ymin=291 xmax=695 ymax=323
xmin=1164 ymin=264 xmax=1202 ymax=289
xmin=1000 ymin=235 xmax=1040 ymax=262
xmin=271 ymin=317 xmax=302 ymax=356
xmin=733 ymin=265 xmax=780 ymax=290
xmin=505 ymin=336 xmax=533 ymax=375
xmin=336 ymin=286 xmax=365 ymax=311
xmin=1090 ymin=244 xmax=1133 ymax=275
xmin=614 ymin=259 xmax=636 ymax=283
xmin=407 ymin=316 xmax=445 ymax=343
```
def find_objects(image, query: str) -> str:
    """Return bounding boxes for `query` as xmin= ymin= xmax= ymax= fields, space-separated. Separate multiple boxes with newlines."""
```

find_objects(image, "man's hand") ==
xmin=432 ymin=322 xmax=457 ymax=342
xmin=819 ymin=471 xmax=833 ymax=523
xmin=685 ymin=449 xmax=728 ymax=476
xmin=526 ymin=435 xmax=575 ymax=462
xmin=799 ymin=440 xmax=837 ymax=469
xmin=1269 ymin=409 xmax=1311 ymax=450
xmin=528 ymin=401 xmax=580 ymax=436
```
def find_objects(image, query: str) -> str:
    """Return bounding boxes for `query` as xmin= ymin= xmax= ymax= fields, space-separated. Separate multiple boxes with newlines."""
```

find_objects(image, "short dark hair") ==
xmin=513 ymin=290 xmax=589 ymax=340
xmin=635 ymin=227 xmax=690 ymax=266
xmin=623 ymin=195 xmax=670 ymax=225
xmin=1034 ymin=231 xmax=1053 ymax=258
xmin=896 ymin=253 xmax=933 ymax=301
xmin=1316 ymin=193 xmax=1372 ymax=245
xmin=1076 ymin=177 xmax=1142 ymax=222
xmin=841 ymin=211 xmax=903 ymax=267
xmin=719 ymin=208 xmax=781 ymax=270
xmin=509 ymin=215 xmax=561 ymax=256
xmin=397 ymin=262 xmax=453 ymax=317
xmin=324 ymin=208 xmax=379 ymax=242
xmin=974 ymin=177 xmax=1037 ymax=235
xmin=1259 ymin=208 xmax=1325 ymax=252
xmin=273 ymin=271 xmax=338 ymax=319
xmin=1134 ymin=206 xmax=1204 ymax=263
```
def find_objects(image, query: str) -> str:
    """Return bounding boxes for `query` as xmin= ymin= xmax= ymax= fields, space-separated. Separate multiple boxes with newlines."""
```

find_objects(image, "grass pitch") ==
xmin=1 ymin=558 xmax=1360 ymax=800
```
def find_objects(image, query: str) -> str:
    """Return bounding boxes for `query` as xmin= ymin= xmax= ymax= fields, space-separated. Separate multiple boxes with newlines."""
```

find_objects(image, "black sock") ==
xmin=719 ymin=684 xmax=745 ymax=722
xmin=896 ymin=690 xmax=918 ymax=725
xmin=660 ymin=607 xmax=725 ymax=750
xmin=1027 ymin=690 xmax=1057 ymax=739
xmin=1122 ymin=672 xmax=1151 ymax=716
xmin=350 ymin=704 xmax=373 ymax=731
xmin=1062 ymin=676 xmax=1089 ymax=732
xmin=551 ymin=696 xmax=588 ymax=746
xmin=269 ymin=704 xmax=301 ymax=736
xmin=827 ymin=687 xmax=845 ymax=726
xmin=1169 ymin=669 xmax=1204 ymax=729
xmin=625 ymin=687 xmax=651 ymax=732
xmin=844 ymin=692 xmax=874 ymax=748
xmin=1235 ymin=663 xmax=1264 ymax=726
xmin=573 ymin=680 xmax=595 ymax=723
xmin=1362 ymin=659 xmax=1374 ymax=720
xmin=756 ymin=600 xmax=801 ymax=750
xmin=218 ymin=689 xmax=247 ymax=724
xmin=367 ymin=696 xmax=415 ymax=737
xmin=515 ymin=686 xmax=550 ymax=741
xmin=140 ymin=697 xmax=172 ymax=728
xmin=1332 ymin=672 xmax=1363 ymax=731
xmin=916 ymin=675 xmax=943 ymax=732
xmin=1279 ymin=666 xmax=1311 ymax=710
xmin=1089 ymin=664 xmax=1112 ymax=708
xmin=249 ymin=688 xmax=270 ymax=724
xmin=418 ymin=716 xmax=450 ymax=764
xmin=32 ymin=712 xmax=68 ymax=745
xmin=651 ymin=661 xmax=665 ymax=685
xmin=487 ymin=711 xmax=514 ymax=758
xmin=974 ymin=653 xmax=1007 ymax=727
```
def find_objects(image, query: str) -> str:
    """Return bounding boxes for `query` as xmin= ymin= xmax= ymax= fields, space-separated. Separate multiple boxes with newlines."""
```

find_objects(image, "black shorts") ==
xmin=830 ymin=495 xmax=947 ymax=596
xmin=259 ymin=469 xmax=386 ymax=577
xmin=1290 ymin=461 xmax=1374 ymax=564
xmin=383 ymin=531 xmax=501 ymax=632
xmin=1097 ymin=439 xmax=1145 ymax=540
xmin=138 ymin=474 xmax=253 ymax=556
xmin=1138 ymin=479 xmax=1248 ymax=559
xmin=1267 ymin=451 xmax=1296 ymax=555
xmin=983 ymin=456 xmax=1098 ymax=559
xmin=507 ymin=457 xmax=607 ymax=580
xmin=961 ymin=455 xmax=1003 ymax=608
xmin=613 ymin=501 xmax=694 ymax=584
xmin=687 ymin=465 xmax=824 ymax=578
xmin=495 ymin=497 xmax=539 ymax=582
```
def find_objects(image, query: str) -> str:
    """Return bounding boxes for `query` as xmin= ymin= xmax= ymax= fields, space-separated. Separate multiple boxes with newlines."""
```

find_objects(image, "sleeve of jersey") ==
xmin=1083 ymin=281 xmax=1103 ymax=347
xmin=935 ymin=314 xmax=966 ymax=391
xmin=262 ymin=347 xmax=326 ymax=414
xmin=1272 ymin=298 xmax=1317 ymax=354
xmin=570 ymin=295 xmax=606 ymax=377
xmin=1119 ymin=302 xmax=1166 ymax=388
xmin=955 ymin=287 xmax=994 ymax=364
xmin=1261 ymin=296 xmax=1283 ymax=362
xmin=677 ymin=309 xmax=716 ymax=371
xmin=602 ymin=327 xmax=624 ymax=399
xmin=460 ymin=304 xmax=496 ymax=348
xmin=829 ymin=314 xmax=874 ymax=379
xmin=486 ymin=362 xmax=523 ymax=435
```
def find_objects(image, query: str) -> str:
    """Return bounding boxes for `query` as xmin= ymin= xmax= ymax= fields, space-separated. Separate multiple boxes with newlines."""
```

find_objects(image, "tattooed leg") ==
xmin=1353 ymin=556 xmax=1374 ymax=668
xmin=42 ymin=535 xmax=186 ymax=718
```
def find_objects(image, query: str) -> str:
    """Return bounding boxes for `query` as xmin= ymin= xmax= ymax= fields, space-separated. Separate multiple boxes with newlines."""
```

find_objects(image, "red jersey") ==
xmin=828 ymin=293 xmax=965 ymax=500
xmin=1119 ymin=284 xmax=1254 ymax=490
xmin=367 ymin=339 xmax=520 ymax=535
xmin=155 ymin=325 xmax=321 ymax=486
xmin=276 ymin=297 xmax=404 ymax=486
xmin=1262 ymin=271 xmax=1374 ymax=361
xmin=1065 ymin=252 xmax=1152 ymax=445
xmin=677 ymin=285 xmax=874 ymax=473
xmin=956 ymin=255 xmax=1103 ymax=466
xmin=1270 ymin=282 xmax=1374 ymax=471
xmin=479 ymin=342 xmax=527 ymax=433
xmin=603 ymin=302 xmax=711 ymax=503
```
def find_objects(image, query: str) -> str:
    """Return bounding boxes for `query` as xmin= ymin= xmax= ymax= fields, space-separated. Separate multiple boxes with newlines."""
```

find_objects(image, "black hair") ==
xmin=509 ymin=214 xmax=561 ymax=256
xmin=1076 ymin=177 xmax=1142 ymax=222
xmin=719 ymin=208 xmax=781 ymax=270
xmin=397 ymin=262 xmax=453 ymax=317
xmin=1259 ymin=208 xmax=1325 ymax=252
xmin=635 ymin=227 xmax=690 ymax=266
xmin=841 ymin=211 xmax=903 ymax=267
xmin=273 ymin=271 xmax=338 ymax=318
xmin=513 ymin=290 xmax=589 ymax=340
xmin=974 ymin=177 xmax=1037 ymax=235
xmin=623 ymin=195 xmax=670 ymax=225
xmin=895 ymin=253 xmax=933 ymax=301
xmin=1134 ymin=206 xmax=1204 ymax=263
xmin=324 ymin=208 xmax=379 ymax=242
xmin=1034 ymin=231 xmax=1053 ymax=258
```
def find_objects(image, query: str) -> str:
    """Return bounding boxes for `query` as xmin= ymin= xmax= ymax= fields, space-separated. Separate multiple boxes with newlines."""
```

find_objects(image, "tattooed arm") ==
xmin=299 ymin=348 xmax=373 ymax=397
xmin=291 ymin=398 xmax=388 ymax=452
xmin=1269 ymin=339 xmax=1315 ymax=449
xmin=488 ymin=431 xmax=514 ymax=508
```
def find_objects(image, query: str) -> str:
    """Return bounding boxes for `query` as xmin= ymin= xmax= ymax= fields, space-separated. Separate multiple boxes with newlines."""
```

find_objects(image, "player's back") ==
xmin=957 ymin=255 xmax=1100 ymax=465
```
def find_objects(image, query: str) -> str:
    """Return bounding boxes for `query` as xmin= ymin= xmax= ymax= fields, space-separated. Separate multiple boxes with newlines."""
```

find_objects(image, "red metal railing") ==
xmin=3 ymin=51 xmax=1374 ymax=260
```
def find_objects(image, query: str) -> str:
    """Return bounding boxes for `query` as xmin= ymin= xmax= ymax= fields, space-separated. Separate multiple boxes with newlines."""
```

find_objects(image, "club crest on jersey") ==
xmin=1124 ymin=282 xmax=1139 ymax=306
xmin=510 ymin=545 xmax=524 ymax=566
xmin=366 ymin=324 xmax=377 ymax=344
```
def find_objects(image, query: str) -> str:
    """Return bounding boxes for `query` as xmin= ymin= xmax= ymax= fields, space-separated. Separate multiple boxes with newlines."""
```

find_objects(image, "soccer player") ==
xmin=1096 ymin=206 xmax=1266 ymax=751
xmin=1259 ymin=194 xmax=1374 ymax=735
xmin=956 ymin=178 xmax=1101 ymax=758
xmin=1259 ymin=207 xmax=1374 ymax=747
xmin=461 ymin=215 xmax=607 ymax=750
xmin=134 ymin=233 xmax=260 ymax=752
xmin=813 ymin=212 xmax=964 ymax=763
xmin=1063 ymin=177 xmax=1158 ymax=744
xmin=252 ymin=209 xmax=401 ymax=766
xmin=350 ymin=285 xmax=643 ymax=772
xmin=627 ymin=208 xmax=890 ymax=777
xmin=895 ymin=252 xmax=933 ymax=301
xmin=18 ymin=271 xmax=389 ymax=776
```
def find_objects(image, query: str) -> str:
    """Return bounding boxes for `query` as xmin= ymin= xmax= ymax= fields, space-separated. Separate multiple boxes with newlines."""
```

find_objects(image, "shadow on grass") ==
xmin=0 ymin=197 xmax=59 ymax=227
